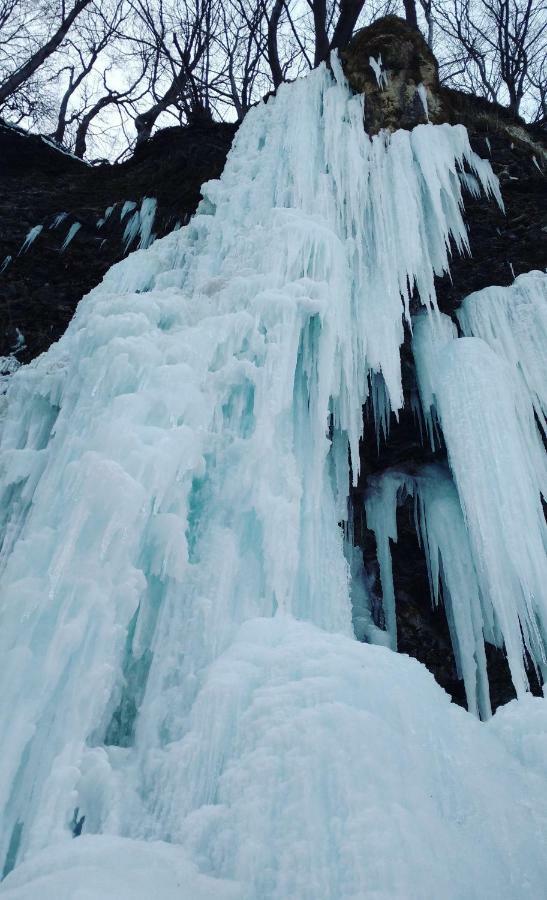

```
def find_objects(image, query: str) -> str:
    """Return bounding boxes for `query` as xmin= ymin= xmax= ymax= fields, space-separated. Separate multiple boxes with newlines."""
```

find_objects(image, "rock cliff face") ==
xmin=0 ymin=17 xmax=545 ymax=711
xmin=0 ymin=120 xmax=236 ymax=363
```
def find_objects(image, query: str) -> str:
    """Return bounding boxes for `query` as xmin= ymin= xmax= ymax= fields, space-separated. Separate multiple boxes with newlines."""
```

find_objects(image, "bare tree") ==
xmin=73 ymin=62 xmax=148 ymax=156
xmin=261 ymin=0 xmax=368 ymax=92
xmin=1 ymin=0 xmax=544 ymax=161
xmin=528 ymin=53 xmax=546 ymax=122
xmin=217 ymin=1 xmax=269 ymax=119
xmin=50 ymin=0 xmax=128 ymax=145
xmin=432 ymin=0 xmax=547 ymax=116
xmin=128 ymin=0 xmax=221 ymax=145
xmin=0 ymin=0 xmax=93 ymax=107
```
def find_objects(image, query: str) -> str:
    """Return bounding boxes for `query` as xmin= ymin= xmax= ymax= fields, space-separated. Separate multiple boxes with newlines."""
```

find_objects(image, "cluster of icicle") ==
xmin=0 ymin=198 xmax=157 ymax=277
xmin=366 ymin=270 xmax=547 ymax=717
xmin=1 ymin=56 xmax=547 ymax=899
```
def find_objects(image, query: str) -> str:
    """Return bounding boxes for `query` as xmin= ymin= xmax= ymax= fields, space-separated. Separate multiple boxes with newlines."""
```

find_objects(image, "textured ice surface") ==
xmin=412 ymin=304 xmax=547 ymax=697
xmin=0 ymin=59 xmax=545 ymax=898
xmin=3 ymin=620 xmax=547 ymax=899
xmin=1 ymin=835 xmax=239 ymax=899
xmin=457 ymin=270 xmax=547 ymax=434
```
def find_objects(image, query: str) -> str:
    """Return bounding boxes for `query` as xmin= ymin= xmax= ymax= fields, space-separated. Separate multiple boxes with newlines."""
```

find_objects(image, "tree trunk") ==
xmin=134 ymin=75 xmax=183 ymax=147
xmin=267 ymin=0 xmax=285 ymax=89
xmin=403 ymin=0 xmax=418 ymax=30
xmin=329 ymin=0 xmax=365 ymax=53
xmin=312 ymin=0 xmax=330 ymax=67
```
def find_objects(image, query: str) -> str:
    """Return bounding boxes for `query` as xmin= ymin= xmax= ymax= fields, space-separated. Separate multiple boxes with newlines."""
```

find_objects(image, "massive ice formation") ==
xmin=1 ymin=58 xmax=546 ymax=898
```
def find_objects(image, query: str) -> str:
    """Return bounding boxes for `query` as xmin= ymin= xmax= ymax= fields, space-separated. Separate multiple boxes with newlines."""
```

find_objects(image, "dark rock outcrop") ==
xmin=342 ymin=16 xmax=442 ymax=133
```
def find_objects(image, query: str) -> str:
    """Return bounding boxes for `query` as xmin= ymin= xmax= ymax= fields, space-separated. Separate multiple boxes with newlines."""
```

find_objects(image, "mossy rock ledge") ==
xmin=341 ymin=16 xmax=442 ymax=134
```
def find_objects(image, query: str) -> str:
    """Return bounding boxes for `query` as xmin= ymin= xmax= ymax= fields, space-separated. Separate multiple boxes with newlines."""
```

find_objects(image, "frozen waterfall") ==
xmin=1 ymin=58 xmax=547 ymax=899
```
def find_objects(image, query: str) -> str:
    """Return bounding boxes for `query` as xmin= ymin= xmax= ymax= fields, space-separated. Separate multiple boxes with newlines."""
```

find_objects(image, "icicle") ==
xmin=120 ymin=200 xmax=137 ymax=220
xmin=416 ymin=83 xmax=429 ymax=121
xmin=411 ymin=309 xmax=457 ymax=448
xmin=137 ymin=197 xmax=157 ymax=249
xmin=364 ymin=472 xmax=403 ymax=649
xmin=60 ymin=222 xmax=81 ymax=251
xmin=122 ymin=199 xmax=156 ymax=251
xmin=19 ymin=225 xmax=43 ymax=254
xmin=50 ymin=212 xmax=68 ymax=229
xmin=369 ymin=54 xmax=388 ymax=88
xmin=365 ymin=465 xmax=492 ymax=718
xmin=122 ymin=209 xmax=140 ymax=249
xmin=431 ymin=338 xmax=547 ymax=695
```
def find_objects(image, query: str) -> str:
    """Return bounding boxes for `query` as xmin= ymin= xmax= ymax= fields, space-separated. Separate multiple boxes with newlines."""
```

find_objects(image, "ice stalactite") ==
xmin=1 ymin=58 xmax=546 ymax=899
xmin=18 ymin=225 xmax=43 ymax=254
xmin=60 ymin=221 xmax=81 ymax=251
xmin=411 ymin=310 xmax=457 ymax=448
xmin=412 ymin=302 xmax=547 ymax=698
xmin=123 ymin=197 xmax=157 ymax=251
xmin=365 ymin=465 xmax=492 ymax=718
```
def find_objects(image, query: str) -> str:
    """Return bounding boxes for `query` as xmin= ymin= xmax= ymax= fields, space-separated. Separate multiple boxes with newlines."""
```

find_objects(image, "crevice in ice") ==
xmin=103 ymin=605 xmax=153 ymax=749
xmin=70 ymin=808 xmax=85 ymax=838
xmin=1 ymin=821 xmax=23 ymax=880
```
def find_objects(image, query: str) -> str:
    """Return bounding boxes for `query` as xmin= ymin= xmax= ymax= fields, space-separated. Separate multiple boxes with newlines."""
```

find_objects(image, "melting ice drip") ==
xmin=1 ymin=59 xmax=547 ymax=899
